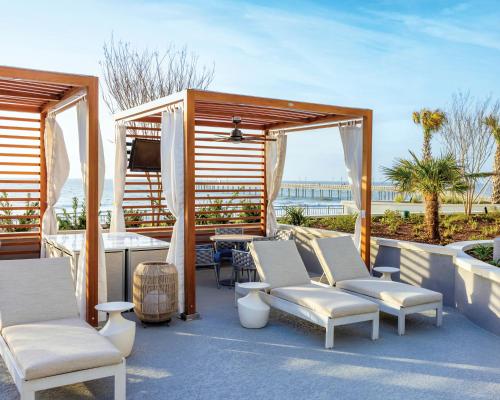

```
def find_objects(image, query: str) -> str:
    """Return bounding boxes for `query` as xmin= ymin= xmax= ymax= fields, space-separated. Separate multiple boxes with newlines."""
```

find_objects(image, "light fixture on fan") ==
xmin=214 ymin=116 xmax=276 ymax=142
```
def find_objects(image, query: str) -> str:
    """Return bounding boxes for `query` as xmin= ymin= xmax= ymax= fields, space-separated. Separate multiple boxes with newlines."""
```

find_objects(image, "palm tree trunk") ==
xmin=424 ymin=193 xmax=440 ymax=241
xmin=422 ymin=130 xmax=432 ymax=161
xmin=492 ymin=144 xmax=500 ymax=204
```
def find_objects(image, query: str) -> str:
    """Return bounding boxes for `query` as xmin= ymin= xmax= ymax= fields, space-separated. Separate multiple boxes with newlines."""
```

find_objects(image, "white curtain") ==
xmin=265 ymin=131 xmax=287 ymax=236
xmin=110 ymin=122 xmax=127 ymax=232
xmin=41 ymin=114 xmax=70 ymax=255
xmin=161 ymin=108 xmax=185 ymax=313
xmin=339 ymin=124 xmax=363 ymax=249
xmin=75 ymin=99 xmax=107 ymax=321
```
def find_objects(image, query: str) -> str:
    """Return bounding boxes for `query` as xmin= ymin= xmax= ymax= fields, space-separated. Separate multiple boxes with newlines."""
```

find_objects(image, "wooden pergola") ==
xmin=0 ymin=66 xmax=101 ymax=325
xmin=115 ymin=89 xmax=373 ymax=319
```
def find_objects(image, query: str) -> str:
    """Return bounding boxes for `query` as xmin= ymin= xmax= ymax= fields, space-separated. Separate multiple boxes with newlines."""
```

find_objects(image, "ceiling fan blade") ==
xmin=241 ymin=137 xmax=276 ymax=142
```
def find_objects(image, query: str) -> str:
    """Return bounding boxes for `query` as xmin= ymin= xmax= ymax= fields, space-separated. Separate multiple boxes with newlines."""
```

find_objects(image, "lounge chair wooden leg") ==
xmin=325 ymin=319 xmax=334 ymax=349
xmin=436 ymin=305 xmax=443 ymax=327
xmin=397 ymin=311 xmax=406 ymax=336
xmin=115 ymin=361 xmax=126 ymax=400
xmin=21 ymin=387 xmax=35 ymax=400
xmin=371 ymin=313 xmax=379 ymax=340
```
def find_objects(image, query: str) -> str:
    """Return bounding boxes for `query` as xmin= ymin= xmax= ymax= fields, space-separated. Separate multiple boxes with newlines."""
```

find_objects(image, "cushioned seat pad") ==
xmin=2 ymin=318 xmax=122 ymax=380
xmin=336 ymin=278 xmax=443 ymax=308
xmin=271 ymin=284 xmax=378 ymax=318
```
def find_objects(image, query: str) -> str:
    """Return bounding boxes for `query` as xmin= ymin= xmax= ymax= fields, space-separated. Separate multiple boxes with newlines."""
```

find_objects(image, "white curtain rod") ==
xmin=48 ymin=90 xmax=87 ymax=115
xmin=270 ymin=119 xmax=363 ymax=134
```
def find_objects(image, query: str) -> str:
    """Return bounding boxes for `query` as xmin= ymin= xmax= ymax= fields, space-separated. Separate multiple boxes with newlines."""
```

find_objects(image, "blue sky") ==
xmin=1 ymin=0 xmax=499 ymax=180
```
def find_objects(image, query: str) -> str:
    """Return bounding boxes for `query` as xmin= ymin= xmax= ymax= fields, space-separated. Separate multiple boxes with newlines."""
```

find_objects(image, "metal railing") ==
xmin=275 ymin=205 xmax=344 ymax=217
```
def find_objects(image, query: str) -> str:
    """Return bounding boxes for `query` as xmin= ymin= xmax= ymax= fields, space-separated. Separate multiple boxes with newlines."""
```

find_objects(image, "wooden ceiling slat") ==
xmin=0 ymin=88 xmax=61 ymax=101
xmin=0 ymin=83 xmax=54 ymax=95
xmin=0 ymin=116 xmax=40 ymax=123
xmin=195 ymin=100 xmax=326 ymax=117
xmin=195 ymin=144 xmax=264 ymax=152
xmin=0 ymin=97 xmax=45 ymax=106
xmin=195 ymin=160 xmax=264 ymax=165
xmin=0 ymin=78 xmax=71 ymax=91
xmin=195 ymin=120 xmax=264 ymax=129
xmin=0 ymin=103 xmax=40 ymax=113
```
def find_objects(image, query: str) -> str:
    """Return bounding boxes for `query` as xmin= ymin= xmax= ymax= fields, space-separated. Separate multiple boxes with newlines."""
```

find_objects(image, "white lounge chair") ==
xmin=311 ymin=236 xmax=443 ymax=335
xmin=249 ymin=240 xmax=379 ymax=348
xmin=0 ymin=258 xmax=126 ymax=400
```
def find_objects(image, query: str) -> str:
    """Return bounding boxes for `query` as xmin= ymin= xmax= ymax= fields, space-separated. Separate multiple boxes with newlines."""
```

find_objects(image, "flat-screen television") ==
xmin=128 ymin=139 xmax=161 ymax=172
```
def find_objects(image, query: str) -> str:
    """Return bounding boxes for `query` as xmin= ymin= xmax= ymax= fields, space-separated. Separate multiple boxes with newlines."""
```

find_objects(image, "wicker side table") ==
xmin=133 ymin=262 xmax=178 ymax=324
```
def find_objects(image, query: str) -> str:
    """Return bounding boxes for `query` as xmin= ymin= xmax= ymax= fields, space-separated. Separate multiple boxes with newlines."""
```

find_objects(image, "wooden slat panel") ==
xmin=0 ymin=125 xmax=40 ymax=131
xmin=0 ymin=134 xmax=39 ymax=140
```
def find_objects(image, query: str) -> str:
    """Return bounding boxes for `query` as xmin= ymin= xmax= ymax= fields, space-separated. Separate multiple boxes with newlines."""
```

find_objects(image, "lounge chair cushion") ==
xmin=311 ymin=236 xmax=370 ymax=284
xmin=336 ymin=278 xmax=443 ymax=308
xmin=1 ymin=318 xmax=122 ymax=380
xmin=249 ymin=240 xmax=310 ymax=289
xmin=0 ymin=258 xmax=78 ymax=330
xmin=271 ymin=284 xmax=378 ymax=318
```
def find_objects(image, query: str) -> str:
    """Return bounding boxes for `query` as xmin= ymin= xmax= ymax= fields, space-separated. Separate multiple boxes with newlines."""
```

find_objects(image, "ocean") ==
xmin=57 ymin=178 xmax=347 ymax=212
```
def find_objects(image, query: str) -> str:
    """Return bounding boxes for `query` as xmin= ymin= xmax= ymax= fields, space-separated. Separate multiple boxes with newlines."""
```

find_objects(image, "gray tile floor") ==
xmin=1 ymin=268 xmax=499 ymax=400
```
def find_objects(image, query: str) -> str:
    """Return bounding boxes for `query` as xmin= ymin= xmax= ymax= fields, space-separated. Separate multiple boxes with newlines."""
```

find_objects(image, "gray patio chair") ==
xmin=214 ymin=227 xmax=245 ymax=261
xmin=233 ymin=236 xmax=276 ymax=284
xmin=196 ymin=244 xmax=220 ymax=288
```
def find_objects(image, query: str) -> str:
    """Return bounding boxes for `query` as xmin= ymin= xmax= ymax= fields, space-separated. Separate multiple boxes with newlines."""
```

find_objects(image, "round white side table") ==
xmin=95 ymin=301 xmax=136 ymax=357
xmin=373 ymin=266 xmax=399 ymax=281
xmin=237 ymin=282 xmax=270 ymax=329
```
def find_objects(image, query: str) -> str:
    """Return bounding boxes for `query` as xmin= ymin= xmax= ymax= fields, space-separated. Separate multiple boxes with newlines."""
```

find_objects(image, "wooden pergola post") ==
xmin=86 ymin=77 xmax=100 ymax=326
xmin=361 ymin=111 xmax=373 ymax=268
xmin=183 ymin=90 xmax=197 ymax=318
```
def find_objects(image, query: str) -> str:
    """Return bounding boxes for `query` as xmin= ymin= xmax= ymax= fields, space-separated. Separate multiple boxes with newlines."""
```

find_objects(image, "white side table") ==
xmin=237 ymin=282 xmax=270 ymax=329
xmin=373 ymin=266 xmax=399 ymax=281
xmin=95 ymin=301 xmax=136 ymax=357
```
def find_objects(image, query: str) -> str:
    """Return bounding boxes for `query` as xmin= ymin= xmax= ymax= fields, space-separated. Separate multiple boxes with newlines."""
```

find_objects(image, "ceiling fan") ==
xmin=214 ymin=116 xmax=276 ymax=142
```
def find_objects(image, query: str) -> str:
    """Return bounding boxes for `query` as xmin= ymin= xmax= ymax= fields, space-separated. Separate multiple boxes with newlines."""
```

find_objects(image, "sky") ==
xmin=1 ymin=0 xmax=499 ymax=181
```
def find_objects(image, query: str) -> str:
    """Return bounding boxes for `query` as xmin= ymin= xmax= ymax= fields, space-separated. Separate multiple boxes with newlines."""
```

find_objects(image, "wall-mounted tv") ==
xmin=128 ymin=138 xmax=161 ymax=172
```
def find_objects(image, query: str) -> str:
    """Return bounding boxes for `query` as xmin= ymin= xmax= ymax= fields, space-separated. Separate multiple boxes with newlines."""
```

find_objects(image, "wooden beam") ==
xmin=360 ymin=111 xmax=373 ymax=268
xmin=183 ymin=91 xmax=197 ymax=318
xmin=0 ymin=65 xmax=94 ymax=86
xmin=86 ymin=77 xmax=99 ymax=326
xmin=113 ymin=91 xmax=185 ymax=122
xmin=192 ymin=90 xmax=371 ymax=118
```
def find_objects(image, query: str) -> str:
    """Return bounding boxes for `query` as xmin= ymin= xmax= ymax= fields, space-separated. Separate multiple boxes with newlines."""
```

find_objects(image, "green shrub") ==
xmin=282 ymin=206 xmax=308 ymax=226
xmin=311 ymin=214 xmax=356 ymax=233
xmin=380 ymin=210 xmax=402 ymax=233
xmin=470 ymin=245 xmax=493 ymax=262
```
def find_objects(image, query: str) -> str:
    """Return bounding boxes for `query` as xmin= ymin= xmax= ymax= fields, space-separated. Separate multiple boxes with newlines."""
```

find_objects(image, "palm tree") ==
xmin=412 ymin=109 xmax=446 ymax=161
xmin=484 ymin=115 xmax=500 ymax=204
xmin=382 ymin=152 xmax=467 ymax=241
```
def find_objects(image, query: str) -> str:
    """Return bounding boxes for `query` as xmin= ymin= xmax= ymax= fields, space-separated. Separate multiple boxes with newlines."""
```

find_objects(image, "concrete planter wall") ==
xmin=279 ymin=224 xmax=500 ymax=335
xmin=446 ymin=241 xmax=500 ymax=336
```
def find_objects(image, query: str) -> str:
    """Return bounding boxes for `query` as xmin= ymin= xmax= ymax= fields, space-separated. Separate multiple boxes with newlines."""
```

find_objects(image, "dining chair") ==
xmin=196 ymin=244 xmax=220 ymax=288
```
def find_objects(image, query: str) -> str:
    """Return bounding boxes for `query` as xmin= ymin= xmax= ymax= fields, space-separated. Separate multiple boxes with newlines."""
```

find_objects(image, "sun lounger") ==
xmin=0 ymin=258 xmax=126 ymax=400
xmin=311 ymin=236 xmax=443 ymax=335
xmin=249 ymin=240 xmax=379 ymax=348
